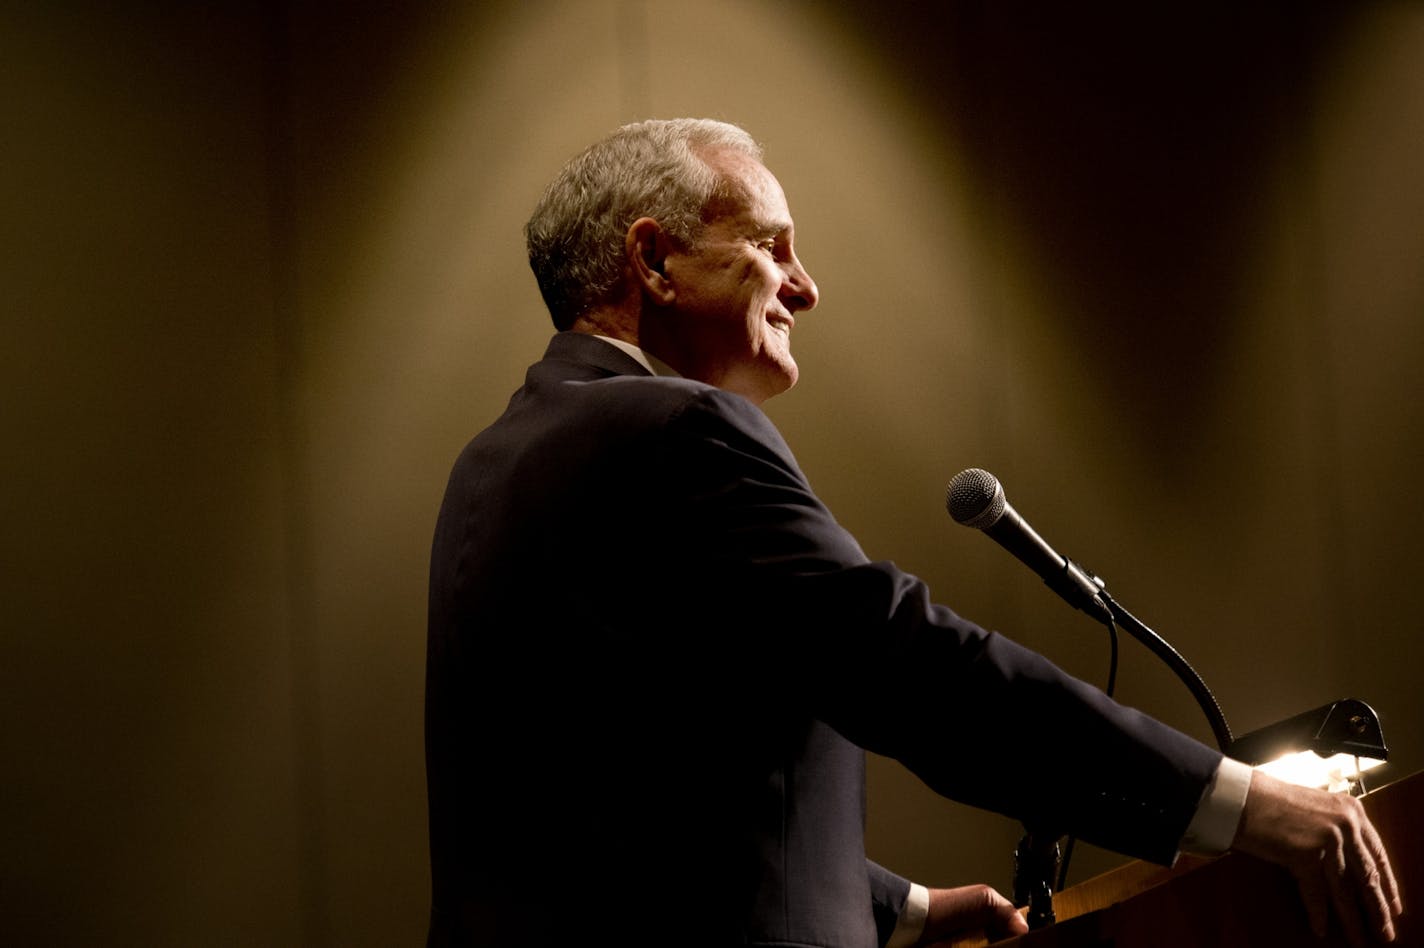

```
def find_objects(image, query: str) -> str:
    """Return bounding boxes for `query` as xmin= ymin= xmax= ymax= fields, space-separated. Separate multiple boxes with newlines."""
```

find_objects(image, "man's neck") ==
xmin=569 ymin=306 xmax=638 ymax=345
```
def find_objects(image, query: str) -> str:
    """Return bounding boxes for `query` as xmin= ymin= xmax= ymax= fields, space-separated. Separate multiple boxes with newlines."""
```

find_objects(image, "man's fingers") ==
xmin=1365 ymin=816 xmax=1403 ymax=918
xmin=922 ymin=884 xmax=1029 ymax=944
xmin=1296 ymin=866 xmax=1332 ymax=940
xmin=983 ymin=894 xmax=1029 ymax=940
xmin=1351 ymin=821 xmax=1399 ymax=943
xmin=1234 ymin=771 xmax=1403 ymax=944
xmin=953 ymin=884 xmax=1023 ymax=934
xmin=1314 ymin=819 xmax=1399 ymax=948
xmin=1324 ymin=842 xmax=1371 ymax=948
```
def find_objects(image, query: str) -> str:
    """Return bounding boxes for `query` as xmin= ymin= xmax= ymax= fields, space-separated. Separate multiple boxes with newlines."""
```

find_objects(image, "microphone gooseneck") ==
xmin=945 ymin=467 xmax=1233 ymax=752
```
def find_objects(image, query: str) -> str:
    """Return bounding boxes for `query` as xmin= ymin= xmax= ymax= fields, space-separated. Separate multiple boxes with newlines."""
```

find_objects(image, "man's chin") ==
xmin=721 ymin=359 xmax=797 ymax=405
xmin=778 ymin=361 xmax=799 ymax=393
xmin=758 ymin=359 xmax=798 ymax=402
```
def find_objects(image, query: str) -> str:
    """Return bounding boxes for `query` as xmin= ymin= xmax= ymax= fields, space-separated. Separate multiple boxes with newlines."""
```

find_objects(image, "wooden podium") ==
xmin=951 ymin=769 xmax=1422 ymax=948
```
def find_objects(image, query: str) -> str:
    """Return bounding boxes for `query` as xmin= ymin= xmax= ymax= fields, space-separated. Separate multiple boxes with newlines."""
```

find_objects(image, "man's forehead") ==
xmin=700 ymin=146 xmax=793 ymax=232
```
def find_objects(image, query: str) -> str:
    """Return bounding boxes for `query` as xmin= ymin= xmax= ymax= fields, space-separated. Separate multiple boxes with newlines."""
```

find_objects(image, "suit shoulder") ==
xmin=560 ymin=373 xmax=782 ymax=444
xmin=659 ymin=382 xmax=793 ymax=452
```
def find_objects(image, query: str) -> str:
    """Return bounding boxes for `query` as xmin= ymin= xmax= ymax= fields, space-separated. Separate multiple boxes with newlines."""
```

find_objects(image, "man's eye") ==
xmin=758 ymin=240 xmax=777 ymax=254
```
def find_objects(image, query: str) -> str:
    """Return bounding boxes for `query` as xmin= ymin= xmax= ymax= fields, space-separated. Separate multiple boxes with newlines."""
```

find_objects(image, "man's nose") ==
xmin=781 ymin=256 xmax=819 ymax=313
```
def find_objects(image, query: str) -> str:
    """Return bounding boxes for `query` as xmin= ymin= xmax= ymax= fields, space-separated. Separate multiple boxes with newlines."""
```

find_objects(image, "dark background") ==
xmin=4 ymin=2 xmax=1421 ymax=943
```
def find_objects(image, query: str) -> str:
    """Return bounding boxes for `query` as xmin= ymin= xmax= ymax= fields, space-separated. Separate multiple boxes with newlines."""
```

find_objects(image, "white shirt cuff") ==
xmin=1179 ymin=756 xmax=1253 ymax=854
xmin=885 ymin=882 xmax=930 ymax=948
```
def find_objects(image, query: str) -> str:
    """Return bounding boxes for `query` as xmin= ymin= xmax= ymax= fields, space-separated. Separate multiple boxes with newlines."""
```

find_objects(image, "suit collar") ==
xmin=542 ymin=331 xmax=653 ymax=379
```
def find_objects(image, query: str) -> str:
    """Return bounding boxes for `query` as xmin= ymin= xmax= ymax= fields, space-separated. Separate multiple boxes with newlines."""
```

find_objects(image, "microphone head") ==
xmin=946 ymin=468 xmax=1007 ymax=529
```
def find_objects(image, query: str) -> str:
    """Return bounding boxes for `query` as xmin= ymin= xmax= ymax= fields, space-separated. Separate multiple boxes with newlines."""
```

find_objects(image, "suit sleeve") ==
xmin=649 ymin=387 xmax=1221 ymax=866
xmin=867 ymin=860 xmax=911 ymax=947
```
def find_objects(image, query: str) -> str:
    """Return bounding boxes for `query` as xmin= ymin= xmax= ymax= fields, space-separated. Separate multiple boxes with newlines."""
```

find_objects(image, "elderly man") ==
xmin=425 ymin=119 xmax=1400 ymax=947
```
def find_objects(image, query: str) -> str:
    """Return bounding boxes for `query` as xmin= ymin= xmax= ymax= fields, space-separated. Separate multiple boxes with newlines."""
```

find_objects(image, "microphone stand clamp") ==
xmin=1012 ymin=826 xmax=1061 ymax=931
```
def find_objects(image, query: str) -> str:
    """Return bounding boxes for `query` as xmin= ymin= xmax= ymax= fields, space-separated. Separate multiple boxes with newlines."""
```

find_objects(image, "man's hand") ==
xmin=915 ymin=884 xmax=1029 ymax=946
xmin=1232 ymin=769 xmax=1402 ymax=946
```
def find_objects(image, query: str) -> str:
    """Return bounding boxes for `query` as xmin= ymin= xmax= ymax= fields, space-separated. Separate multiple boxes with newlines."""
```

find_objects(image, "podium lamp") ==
xmin=1227 ymin=698 xmax=1389 ymax=796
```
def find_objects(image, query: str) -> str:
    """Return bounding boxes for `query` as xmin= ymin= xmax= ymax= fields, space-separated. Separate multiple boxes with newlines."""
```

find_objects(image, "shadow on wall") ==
xmin=818 ymin=5 xmax=1361 ymax=463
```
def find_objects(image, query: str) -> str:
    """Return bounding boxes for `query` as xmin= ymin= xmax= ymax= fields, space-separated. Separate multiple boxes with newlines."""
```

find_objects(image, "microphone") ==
xmin=946 ymin=468 xmax=1111 ymax=624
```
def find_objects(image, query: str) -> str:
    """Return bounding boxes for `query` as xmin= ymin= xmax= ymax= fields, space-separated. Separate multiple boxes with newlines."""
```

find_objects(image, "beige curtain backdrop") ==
xmin=4 ymin=2 xmax=1421 ymax=944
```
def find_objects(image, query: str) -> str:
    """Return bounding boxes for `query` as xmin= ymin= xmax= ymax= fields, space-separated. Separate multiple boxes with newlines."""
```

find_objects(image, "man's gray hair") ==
xmin=525 ymin=118 xmax=762 ymax=330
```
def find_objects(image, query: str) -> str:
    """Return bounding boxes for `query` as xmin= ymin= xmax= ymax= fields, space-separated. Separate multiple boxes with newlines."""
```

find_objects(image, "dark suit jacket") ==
xmin=425 ymin=332 xmax=1221 ymax=947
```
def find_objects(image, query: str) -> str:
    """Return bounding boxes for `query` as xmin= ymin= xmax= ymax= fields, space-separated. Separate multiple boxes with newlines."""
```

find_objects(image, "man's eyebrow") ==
xmin=752 ymin=217 xmax=793 ymax=238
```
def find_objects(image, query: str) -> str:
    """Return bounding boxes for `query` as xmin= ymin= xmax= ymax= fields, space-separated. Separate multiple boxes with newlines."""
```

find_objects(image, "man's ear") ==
xmin=626 ymin=217 xmax=676 ymax=306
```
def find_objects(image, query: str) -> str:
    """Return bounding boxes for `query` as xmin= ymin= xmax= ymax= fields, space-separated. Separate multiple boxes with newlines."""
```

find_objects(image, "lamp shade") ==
xmin=1227 ymin=698 xmax=1388 ymax=793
